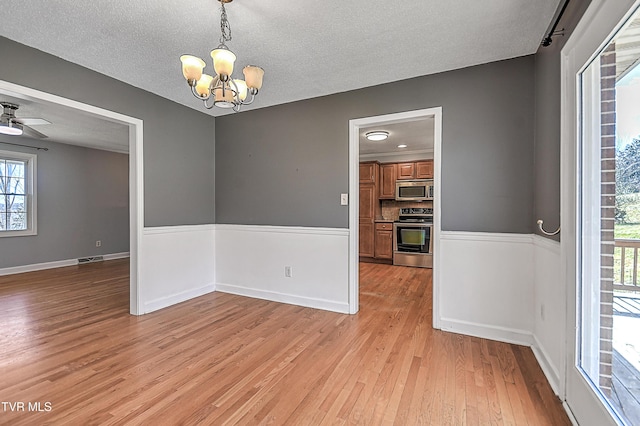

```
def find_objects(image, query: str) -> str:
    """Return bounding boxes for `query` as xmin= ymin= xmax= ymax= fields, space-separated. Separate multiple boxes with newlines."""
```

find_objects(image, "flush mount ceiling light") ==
xmin=397 ymin=144 xmax=407 ymax=148
xmin=180 ymin=0 xmax=264 ymax=112
xmin=365 ymin=131 xmax=389 ymax=141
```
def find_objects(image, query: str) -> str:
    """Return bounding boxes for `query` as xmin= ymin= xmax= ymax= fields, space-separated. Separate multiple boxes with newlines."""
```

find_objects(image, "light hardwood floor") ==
xmin=0 ymin=259 xmax=569 ymax=425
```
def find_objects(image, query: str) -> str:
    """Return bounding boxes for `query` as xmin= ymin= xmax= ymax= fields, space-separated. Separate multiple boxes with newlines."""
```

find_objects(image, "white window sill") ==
xmin=0 ymin=229 xmax=37 ymax=238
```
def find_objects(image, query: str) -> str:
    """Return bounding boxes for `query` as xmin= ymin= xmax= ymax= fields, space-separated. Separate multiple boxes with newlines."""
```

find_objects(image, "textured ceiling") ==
xmin=0 ymin=0 xmax=561 ymax=118
xmin=0 ymin=90 xmax=129 ymax=153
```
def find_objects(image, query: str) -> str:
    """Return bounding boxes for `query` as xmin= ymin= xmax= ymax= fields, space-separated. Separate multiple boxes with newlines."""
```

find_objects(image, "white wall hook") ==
xmin=537 ymin=219 xmax=560 ymax=236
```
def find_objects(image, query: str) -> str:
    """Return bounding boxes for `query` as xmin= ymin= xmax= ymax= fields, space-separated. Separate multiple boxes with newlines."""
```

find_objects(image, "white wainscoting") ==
xmin=140 ymin=225 xmax=216 ymax=313
xmin=1 ymin=223 xmax=564 ymax=398
xmin=438 ymin=231 xmax=564 ymax=397
xmin=215 ymin=225 xmax=350 ymax=314
xmin=0 ymin=251 xmax=130 ymax=276
xmin=438 ymin=231 xmax=535 ymax=346
xmin=532 ymin=235 xmax=563 ymax=396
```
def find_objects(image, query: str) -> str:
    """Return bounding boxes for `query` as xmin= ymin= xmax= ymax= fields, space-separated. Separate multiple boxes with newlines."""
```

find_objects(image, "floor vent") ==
xmin=78 ymin=256 xmax=104 ymax=264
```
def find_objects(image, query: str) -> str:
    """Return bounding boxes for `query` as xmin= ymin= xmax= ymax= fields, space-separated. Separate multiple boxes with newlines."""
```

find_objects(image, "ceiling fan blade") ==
xmin=21 ymin=124 xmax=48 ymax=139
xmin=19 ymin=118 xmax=51 ymax=126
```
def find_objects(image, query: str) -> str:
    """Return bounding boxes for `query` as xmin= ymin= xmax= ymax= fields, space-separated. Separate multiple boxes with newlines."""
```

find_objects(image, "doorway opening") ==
xmin=348 ymin=107 xmax=442 ymax=327
xmin=0 ymin=80 xmax=144 ymax=315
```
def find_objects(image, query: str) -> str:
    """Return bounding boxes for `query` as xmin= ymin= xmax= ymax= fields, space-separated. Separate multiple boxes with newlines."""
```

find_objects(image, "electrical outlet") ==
xmin=96 ymin=240 xmax=102 ymax=247
xmin=285 ymin=266 xmax=292 ymax=278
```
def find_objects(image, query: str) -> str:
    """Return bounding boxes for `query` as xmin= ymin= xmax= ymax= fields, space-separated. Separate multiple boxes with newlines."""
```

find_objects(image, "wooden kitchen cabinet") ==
xmin=396 ymin=160 xmax=433 ymax=180
xmin=359 ymin=161 xmax=378 ymax=183
xmin=396 ymin=162 xmax=416 ymax=180
xmin=360 ymin=223 xmax=375 ymax=258
xmin=359 ymin=165 xmax=380 ymax=258
xmin=416 ymin=160 xmax=434 ymax=179
xmin=379 ymin=163 xmax=397 ymax=199
xmin=374 ymin=223 xmax=393 ymax=259
xmin=359 ymin=183 xmax=377 ymax=222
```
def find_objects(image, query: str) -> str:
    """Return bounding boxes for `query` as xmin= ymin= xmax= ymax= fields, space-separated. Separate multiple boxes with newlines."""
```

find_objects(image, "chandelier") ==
xmin=180 ymin=0 xmax=264 ymax=112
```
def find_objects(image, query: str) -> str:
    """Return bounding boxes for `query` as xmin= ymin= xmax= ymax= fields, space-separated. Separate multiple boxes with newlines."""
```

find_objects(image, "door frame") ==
xmin=561 ymin=0 xmax=639 ymax=422
xmin=0 ymin=79 xmax=144 ymax=315
xmin=348 ymin=107 xmax=443 ymax=327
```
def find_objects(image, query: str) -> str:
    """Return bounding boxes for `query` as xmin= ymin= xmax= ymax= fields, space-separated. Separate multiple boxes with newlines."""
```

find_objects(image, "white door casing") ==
xmin=561 ymin=0 xmax=640 ymax=423
xmin=348 ymin=107 xmax=442 ymax=326
xmin=0 ymin=80 xmax=144 ymax=315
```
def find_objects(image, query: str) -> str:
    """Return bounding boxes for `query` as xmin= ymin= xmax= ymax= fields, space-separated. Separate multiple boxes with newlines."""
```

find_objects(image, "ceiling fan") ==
xmin=0 ymin=102 xmax=49 ymax=138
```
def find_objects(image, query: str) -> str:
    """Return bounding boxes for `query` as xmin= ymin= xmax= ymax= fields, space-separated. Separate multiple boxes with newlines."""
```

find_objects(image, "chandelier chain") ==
xmin=219 ymin=2 xmax=232 ymax=46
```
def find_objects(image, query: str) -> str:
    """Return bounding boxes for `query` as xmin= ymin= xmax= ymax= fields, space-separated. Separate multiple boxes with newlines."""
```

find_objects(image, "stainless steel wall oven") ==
xmin=393 ymin=208 xmax=433 ymax=268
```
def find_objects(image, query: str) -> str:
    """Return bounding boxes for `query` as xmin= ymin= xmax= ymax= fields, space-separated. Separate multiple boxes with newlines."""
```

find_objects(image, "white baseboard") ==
xmin=0 ymin=252 xmax=131 ymax=276
xmin=532 ymin=334 xmax=561 ymax=396
xmin=440 ymin=317 xmax=533 ymax=347
xmin=216 ymin=282 xmax=350 ymax=314
xmin=103 ymin=252 xmax=130 ymax=261
xmin=563 ymin=401 xmax=579 ymax=426
xmin=143 ymin=283 xmax=215 ymax=314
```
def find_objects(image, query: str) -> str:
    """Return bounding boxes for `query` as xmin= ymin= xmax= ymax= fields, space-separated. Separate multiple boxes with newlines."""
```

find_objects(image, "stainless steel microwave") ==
xmin=395 ymin=179 xmax=433 ymax=201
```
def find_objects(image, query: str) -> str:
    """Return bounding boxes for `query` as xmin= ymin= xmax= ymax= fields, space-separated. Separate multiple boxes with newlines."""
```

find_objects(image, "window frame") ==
xmin=0 ymin=149 xmax=37 ymax=237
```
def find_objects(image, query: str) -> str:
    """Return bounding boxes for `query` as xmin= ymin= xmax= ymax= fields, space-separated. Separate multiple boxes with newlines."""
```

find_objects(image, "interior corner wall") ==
xmin=0 ymin=36 xmax=216 ymax=227
xmin=0 ymin=136 xmax=129 ymax=269
xmin=215 ymin=56 xmax=535 ymax=233
xmin=531 ymin=0 xmax=592 ymax=397
xmin=0 ymin=36 xmax=217 ymax=312
xmin=533 ymin=0 xmax=593 ymax=242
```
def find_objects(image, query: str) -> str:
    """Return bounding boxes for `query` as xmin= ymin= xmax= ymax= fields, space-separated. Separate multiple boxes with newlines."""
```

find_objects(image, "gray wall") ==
xmin=216 ymin=56 xmax=535 ymax=232
xmin=0 ymin=37 xmax=215 ymax=227
xmin=0 ymin=137 xmax=128 ymax=268
xmin=533 ymin=0 xmax=592 ymax=241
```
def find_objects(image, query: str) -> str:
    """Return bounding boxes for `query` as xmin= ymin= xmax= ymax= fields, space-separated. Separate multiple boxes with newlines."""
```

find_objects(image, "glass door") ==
xmin=563 ymin=1 xmax=640 ymax=424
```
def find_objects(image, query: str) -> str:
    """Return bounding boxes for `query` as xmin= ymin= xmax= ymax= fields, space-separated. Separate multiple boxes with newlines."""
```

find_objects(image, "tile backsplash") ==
xmin=380 ymin=200 xmax=433 ymax=221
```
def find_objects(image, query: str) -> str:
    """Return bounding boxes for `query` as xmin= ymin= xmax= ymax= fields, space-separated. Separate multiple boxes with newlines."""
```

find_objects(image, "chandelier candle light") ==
xmin=180 ymin=0 xmax=264 ymax=112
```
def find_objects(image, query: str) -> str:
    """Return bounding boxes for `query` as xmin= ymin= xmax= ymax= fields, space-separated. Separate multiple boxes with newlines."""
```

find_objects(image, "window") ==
xmin=0 ymin=150 xmax=36 ymax=237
